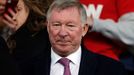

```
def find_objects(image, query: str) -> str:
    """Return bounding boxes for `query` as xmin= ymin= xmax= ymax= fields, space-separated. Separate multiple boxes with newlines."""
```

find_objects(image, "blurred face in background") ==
xmin=0 ymin=0 xmax=6 ymax=28
xmin=0 ymin=0 xmax=6 ymax=16
xmin=2 ymin=0 xmax=29 ymax=31
xmin=14 ymin=0 xmax=29 ymax=30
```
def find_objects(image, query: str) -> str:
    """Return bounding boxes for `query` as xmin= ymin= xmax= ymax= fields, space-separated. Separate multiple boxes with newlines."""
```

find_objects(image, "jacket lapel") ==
xmin=78 ymin=47 xmax=98 ymax=75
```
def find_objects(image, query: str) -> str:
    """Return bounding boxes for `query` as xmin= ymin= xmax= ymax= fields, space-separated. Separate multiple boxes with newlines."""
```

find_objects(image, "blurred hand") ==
xmin=2 ymin=8 xmax=17 ymax=31
xmin=87 ymin=16 xmax=93 ymax=31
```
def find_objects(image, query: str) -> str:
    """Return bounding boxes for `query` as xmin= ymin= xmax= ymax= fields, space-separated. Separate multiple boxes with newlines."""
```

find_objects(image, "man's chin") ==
xmin=55 ymin=46 xmax=70 ymax=51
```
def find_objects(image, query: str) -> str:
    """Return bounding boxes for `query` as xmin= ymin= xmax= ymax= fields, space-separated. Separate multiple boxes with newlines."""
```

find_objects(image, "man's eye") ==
xmin=52 ymin=23 xmax=61 ymax=26
xmin=67 ymin=24 xmax=75 ymax=27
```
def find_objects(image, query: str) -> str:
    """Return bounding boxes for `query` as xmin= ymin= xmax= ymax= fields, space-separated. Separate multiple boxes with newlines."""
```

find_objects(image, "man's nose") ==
xmin=58 ymin=26 xmax=68 ymax=37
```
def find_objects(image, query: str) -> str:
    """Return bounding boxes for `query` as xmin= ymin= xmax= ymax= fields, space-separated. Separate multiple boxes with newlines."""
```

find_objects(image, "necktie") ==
xmin=58 ymin=58 xmax=71 ymax=75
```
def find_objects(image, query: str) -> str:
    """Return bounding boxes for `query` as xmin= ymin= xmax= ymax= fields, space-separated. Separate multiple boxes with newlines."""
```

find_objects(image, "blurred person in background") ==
xmin=0 ymin=0 xmax=20 ymax=75
xmin=80 ymin=0 xmax=134 ymax=74
xmin=2 ymin=0 xmax=53 ymax=75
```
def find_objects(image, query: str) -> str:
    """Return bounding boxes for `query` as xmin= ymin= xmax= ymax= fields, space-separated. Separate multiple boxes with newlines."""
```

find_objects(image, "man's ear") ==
xmin=82 ymin=23 xmax=89 ymax=37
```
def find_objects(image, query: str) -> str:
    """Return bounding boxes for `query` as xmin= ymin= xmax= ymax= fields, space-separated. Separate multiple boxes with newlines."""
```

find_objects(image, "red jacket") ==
xmin=80 ymin=0 xmax=134 ymax=60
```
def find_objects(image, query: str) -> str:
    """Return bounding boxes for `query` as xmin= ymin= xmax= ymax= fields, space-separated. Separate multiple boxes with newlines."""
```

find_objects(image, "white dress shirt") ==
xmin=50 ymin=46 xmax=81 ymax=75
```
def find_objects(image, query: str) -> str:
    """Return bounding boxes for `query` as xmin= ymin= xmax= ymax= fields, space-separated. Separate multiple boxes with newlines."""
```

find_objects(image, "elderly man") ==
xmin=33 ymin=0 xmax=127 ymax=75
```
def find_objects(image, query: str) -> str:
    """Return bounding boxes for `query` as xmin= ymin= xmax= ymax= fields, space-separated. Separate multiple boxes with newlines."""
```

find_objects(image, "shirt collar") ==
xmin=51 ymin=46 xmax=81 ymax=65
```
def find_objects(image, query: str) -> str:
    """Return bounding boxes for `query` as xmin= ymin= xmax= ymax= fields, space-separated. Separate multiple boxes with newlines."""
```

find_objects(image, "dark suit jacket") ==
xmin=0 ymin=36 xmax=21 ymax=75
xmin=31 ymin=45 xmax=127 ymax=75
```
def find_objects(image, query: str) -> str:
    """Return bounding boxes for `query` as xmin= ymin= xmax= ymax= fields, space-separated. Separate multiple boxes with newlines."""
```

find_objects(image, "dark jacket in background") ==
xmin=11 ymin=25 xmax=50 ymax=75
xmin=0 ymin=36 xmax=21 ymax=75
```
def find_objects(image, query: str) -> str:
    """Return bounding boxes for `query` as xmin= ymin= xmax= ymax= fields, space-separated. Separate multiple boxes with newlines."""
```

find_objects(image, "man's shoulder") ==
xmin=81 ymin=47 xmax=127 ymax=75
xmin=83 ymin=48 xmax=123 ymax=65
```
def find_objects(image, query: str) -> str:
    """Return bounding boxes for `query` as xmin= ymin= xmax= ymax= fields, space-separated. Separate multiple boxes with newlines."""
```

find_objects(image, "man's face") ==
xmin=0 ymin=0 xmax=6 ymax=16
xmin=47 ymin=7 xmax=88 ymax=56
